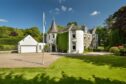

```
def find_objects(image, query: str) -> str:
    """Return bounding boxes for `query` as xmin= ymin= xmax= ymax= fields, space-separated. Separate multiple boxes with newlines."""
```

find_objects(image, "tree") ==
xmin=108 ymin=29 xmax=123 ymax=46
xmin=105 ymin=15 xmax=115 ymax=28
xmin=106 ymin=5 xmax=126 ymax=44
xmin=9 ymin=31 xmax=18 ymax=36
xmin=67 ymin=22 xmax=78 ymax=26
xmin=57 ymin=25 xmax=64 ymax=31
xmin=96 ymin=26 xmax=108 ymax=47
xmin=25 ymin=27 xmax=42 ymax=42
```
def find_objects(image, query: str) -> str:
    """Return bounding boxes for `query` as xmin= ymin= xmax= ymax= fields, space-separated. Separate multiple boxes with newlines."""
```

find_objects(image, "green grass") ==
xmin=0 ymin=55 xmax=126 ymax=84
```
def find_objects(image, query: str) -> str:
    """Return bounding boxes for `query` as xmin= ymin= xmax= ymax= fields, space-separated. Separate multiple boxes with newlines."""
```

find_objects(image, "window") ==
xmin=72 ymin=42 xmax=76 ymax=50
xmin=39 ymin=45 xmax=41 ymax=50
xmin=73 ymin=45 xmax=76 ymax=50
xmin=53 ymin=34 xmax=55 ymax=38
xmin=72 ymin=34 xmax=76 ymax=38
xmin=72 ymin=31 xmax=76 ymax=39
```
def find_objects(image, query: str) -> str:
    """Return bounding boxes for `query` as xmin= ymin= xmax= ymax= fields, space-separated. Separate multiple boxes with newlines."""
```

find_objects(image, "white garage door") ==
xmin=21 ymin=46 xmax=37 ymax=53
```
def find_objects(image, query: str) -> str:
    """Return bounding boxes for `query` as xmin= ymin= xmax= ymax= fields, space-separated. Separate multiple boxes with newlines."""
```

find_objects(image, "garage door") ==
xmin=21 ymin=46 xmax=37 ymax=53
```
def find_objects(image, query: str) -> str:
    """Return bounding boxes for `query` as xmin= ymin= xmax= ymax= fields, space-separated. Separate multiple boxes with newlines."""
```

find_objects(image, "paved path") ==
xmin=0 ymin=53 xmax=60 ymax=68
xmin=51 ymin=52 xmax=112 ymax=56
xmin=84 ymin=52 xmax=112 ymax=56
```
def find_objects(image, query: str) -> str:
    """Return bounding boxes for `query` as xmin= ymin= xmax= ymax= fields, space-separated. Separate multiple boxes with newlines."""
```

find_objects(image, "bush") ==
xmin=0 ymin=37 xmax=23 ymax=45
xmin=124 ymin=44 xmax=126 ymax=48
xmin=43 ymin=44 xmax=50 ymax=52
xmin=84 ymin=48 xmax=93 ymax=53
xmin=109 ymin=47 xmax=120 ymax=55
xmin=104 ymin=46 xmax=111 ymax=51
xmin=120 ymin=48 xmax=126 ymax=56
xmin=0 ymin=45 xmax=17 ymax=51
xmin=94 ymin=46 xmax=104 ymax=52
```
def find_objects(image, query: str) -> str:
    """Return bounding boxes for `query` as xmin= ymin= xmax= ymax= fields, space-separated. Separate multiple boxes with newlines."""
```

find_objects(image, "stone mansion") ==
xmin=46 ymin=20 xmax=98 ymax=53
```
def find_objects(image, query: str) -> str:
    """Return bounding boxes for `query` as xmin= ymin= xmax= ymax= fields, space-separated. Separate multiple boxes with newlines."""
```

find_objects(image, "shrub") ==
xmin=120 ymin=48 xmax=126 ymax=56
xmin=94 ymin=46 xmax=104 ymax=52
xmin=0 ymin=45 xmax=17 ymax=51
xmin=0 ymin=37 xmax=23 ymax=45
xmin=109 ymin=47 xmax=120 ymax=55
xmin=84 ymin=48 xmax=92 ymax=53
xmin=124 ymin=44 xmax=126 ymax=48
xmin=43 ymin=44 xmax=50 ymax=52
xmin=104 ymin=46 xmax=111 ymax=51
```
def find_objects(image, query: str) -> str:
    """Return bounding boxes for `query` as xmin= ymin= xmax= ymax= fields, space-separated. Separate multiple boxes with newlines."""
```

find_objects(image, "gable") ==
xmin=19 ymin=35 xmax=38 ymax=45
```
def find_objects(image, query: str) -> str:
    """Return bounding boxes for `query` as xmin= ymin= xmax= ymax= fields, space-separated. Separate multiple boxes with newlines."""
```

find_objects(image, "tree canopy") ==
xmin=0 ymin=26 xmax=42 ymax=50
xmin=67 ymin=22 xmax=78 ymax=26
xmin=0 ymin=26 xmax=42 ymax=42
xmin=106 ymin=5 xmax=126 ymax=43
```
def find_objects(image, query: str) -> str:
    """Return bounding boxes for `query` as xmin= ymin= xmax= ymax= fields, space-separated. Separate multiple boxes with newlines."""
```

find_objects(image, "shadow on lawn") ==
xmin=0 ymin=72 xmax=126 ymax=84
xmin=52 ymin=53 xmax=126 ymax=68
xmin=70 ymin=56 xmax=126 ymax=68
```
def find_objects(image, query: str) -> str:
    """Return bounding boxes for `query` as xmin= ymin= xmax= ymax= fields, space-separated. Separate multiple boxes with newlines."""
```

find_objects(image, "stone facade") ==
xmin=46 ymin=20 xmax=98 ymax=53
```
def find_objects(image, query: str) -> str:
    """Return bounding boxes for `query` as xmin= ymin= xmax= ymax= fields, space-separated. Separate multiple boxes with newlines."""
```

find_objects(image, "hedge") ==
xmin=56 ymin=32 xmax=68 ymax=52
xmin=0 ymin=37 xmax=23 ymax=45
xmin=0 ymin=45 xmax=17 ymax=51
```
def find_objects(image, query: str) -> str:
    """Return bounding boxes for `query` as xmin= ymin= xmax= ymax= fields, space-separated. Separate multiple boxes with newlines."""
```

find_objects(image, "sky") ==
xmin=0 ymin=0 xmax=126 ymax=32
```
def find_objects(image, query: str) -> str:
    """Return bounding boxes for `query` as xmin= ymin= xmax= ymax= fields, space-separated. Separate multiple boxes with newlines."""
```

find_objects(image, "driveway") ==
xmin=0 ymin=52 xmax=112 ymax=68
xmin=0 ymin=53 xmax=60 ymax=68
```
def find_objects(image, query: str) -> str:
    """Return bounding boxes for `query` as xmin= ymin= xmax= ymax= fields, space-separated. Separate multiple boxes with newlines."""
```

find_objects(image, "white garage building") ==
xmin=18 ymin=35 xmax=45 ymax=53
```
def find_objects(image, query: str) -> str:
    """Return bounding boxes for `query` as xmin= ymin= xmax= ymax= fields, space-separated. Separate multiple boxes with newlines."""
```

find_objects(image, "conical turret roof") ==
xmin=48 ymin=20 xmax=58 ymax=33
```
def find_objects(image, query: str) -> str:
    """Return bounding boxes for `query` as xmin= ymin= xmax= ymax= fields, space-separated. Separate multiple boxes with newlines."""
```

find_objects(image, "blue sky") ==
xmin=0 ymin=0 xmax=126 ymax=32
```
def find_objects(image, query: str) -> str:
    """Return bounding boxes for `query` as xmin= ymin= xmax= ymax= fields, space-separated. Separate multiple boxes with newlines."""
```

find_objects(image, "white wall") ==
xmin=68 ymin=30 xmax=84 ymax=54
xmin=68 ymin=31 xmax=71 ymax=53
xmin=19 ymin=35 xmax=38 ymax=45
xmin=76 ymin=30 xmax=84 ymax=53
xmin=37 ymin=43 xmax=46 ymax=52
xmin=47 ymin=33 xmax=57 ymax=44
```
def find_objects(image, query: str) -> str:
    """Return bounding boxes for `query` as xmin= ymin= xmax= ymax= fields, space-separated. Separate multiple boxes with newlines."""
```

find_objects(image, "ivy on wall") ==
xmin=56 ymin=32 xmax=69 ymax=52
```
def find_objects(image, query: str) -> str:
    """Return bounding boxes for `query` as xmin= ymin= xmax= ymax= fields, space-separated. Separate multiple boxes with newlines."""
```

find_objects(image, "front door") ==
xmin=52 ymin=44 xmax=56 ymax=52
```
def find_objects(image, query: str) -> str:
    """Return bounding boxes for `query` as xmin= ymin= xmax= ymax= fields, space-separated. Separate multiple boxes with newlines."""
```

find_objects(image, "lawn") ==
xmin=0 ymin=55 xmax=126 ymax=84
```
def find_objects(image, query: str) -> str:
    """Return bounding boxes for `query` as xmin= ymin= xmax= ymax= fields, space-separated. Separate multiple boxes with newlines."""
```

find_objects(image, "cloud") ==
xmin=49 ymin=10 xmax=52 ymax=13
xmin=0 ymin=19 xmax=8 ymax=22
xmin=55 ymin=8 xmax=60 ymax=11
xmin=49 ymin=5 xmax=73 ymax=14
xmin=68 ymin=7 xmax=73 ymax=11
xmin=59 ymin=0 xmax=65 ymax=4
xmin=90 ymin=11 xmax=100 ymax=16
xmin=61 ymin=5 xmax=67 ymax=12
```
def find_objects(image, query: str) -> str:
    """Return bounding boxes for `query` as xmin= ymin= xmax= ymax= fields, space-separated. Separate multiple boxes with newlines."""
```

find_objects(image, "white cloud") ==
xmin=90 ymin=11 xmax=100 ymax=16
xmin=49 ymin=5 xmax=73 ymax=14
xmin=59 ymin=0 xmax=65 ymax=4
xmin=55 ymin=8 xmax=60 ymax=11
xmin=61 ymin=5 xmax=67 ymax=12
xmin=0 ymin=19 xmax=8 ymax=22
xmin=68 ymin=7 xmax=73 ymax=11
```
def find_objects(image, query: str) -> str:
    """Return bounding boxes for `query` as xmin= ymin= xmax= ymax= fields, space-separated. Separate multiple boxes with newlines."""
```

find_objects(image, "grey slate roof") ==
xmin=48 ymin=20 xmax=85 ymax=33
xmin=58 ymin=25 xmax=83 ymax=33
xmin=48 ymin=20 xmax=58 ymax=33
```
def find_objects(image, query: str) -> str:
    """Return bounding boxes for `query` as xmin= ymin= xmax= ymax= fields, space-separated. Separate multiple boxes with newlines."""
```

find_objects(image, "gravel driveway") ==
xmin=0 ymin=53 xmax=60 ymax=68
